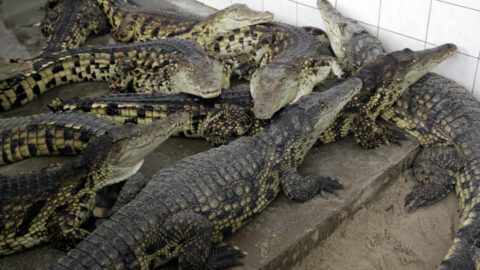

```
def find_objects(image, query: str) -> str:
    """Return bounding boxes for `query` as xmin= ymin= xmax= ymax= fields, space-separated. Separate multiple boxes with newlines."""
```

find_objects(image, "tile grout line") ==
xmin=424 ymin=0 xmax=434 ymax=49
xmin=437 ymin=0 xmax=480 ymax=12
xmin=472 ymin=51 xmax=480 ymax=93
xmin=376 ymin=0 xmax=381 ymax=37
xmin=295 ymin=2 xmax=298 ymax=26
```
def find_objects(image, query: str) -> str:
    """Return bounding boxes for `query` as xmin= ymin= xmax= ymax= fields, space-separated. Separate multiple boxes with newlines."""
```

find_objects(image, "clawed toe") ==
xmin=205 ymin=243 xmax=246 ymax=270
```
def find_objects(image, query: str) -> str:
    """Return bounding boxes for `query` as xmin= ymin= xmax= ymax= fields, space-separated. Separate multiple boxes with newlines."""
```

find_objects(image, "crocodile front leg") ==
xmin=404 ymin=146 xmax=463 ymax=212
xmin=280 ymin=169 xmax=343 ymax=202
xmin=47 ymin=205 xmax=92 ymax=250
xmin=144 ymin=212 xmax=245 ymax=269
xmin=353 ymin=116 xmax=408 ymax=149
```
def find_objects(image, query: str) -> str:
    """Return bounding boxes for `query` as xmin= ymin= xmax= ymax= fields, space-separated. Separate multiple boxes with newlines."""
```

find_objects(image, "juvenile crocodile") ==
xmin=48 ymin=44 xmax=455 ymax=150
xmin=50 ymin=78 xmax=362 ymax=270
xmin=48 ymin=84 xmax=266 ymax=145
xmin=97 ymin=1 xmax=273 ymax=46
xmin=315 ymin=0 xmax=456 ymax=148
xmin=0 ymin=112 xmax=188 ymax=255
xmin=41 ymin=0 xmax=110 ymax=54
xmin=381 ymin=73 xmax=480 ymax=269
xmin=317 ymin=0 xmax=385 ymax=75
xmin=0 ymin=112 xmax=120 ymax=166
xmin=250 ymin=22 xmax=343 ymax=119
xmin=0 ymin=38 xmax=231 ymax=111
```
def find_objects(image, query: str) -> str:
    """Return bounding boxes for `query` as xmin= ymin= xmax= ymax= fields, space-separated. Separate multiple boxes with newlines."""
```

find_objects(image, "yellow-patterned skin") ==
xmin=382 ymin=73 xmax=480 ymax=270
xmin=0 ymin=39 xmax=229 ymax=111
xmin=0 ymin=113 xmax=187 ymax=255
xmin=317 ymin=44 xmax=456 ymax=149
xmin=0 ymin=112 xmax=118 ymax=166
xmin=49 ymin=84 xmax=268 ymax=145
xmin=50 ymin=79 xmax=361 ymax=270
xmin=41 ymin=0 xmax=110 ymax=54
xmin=96 ymin=0 xmax=273 ymax=45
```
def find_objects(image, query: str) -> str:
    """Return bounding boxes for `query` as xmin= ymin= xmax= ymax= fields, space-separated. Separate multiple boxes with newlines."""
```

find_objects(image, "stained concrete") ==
xmin=0 ymin=0 xmax=419 ymax=269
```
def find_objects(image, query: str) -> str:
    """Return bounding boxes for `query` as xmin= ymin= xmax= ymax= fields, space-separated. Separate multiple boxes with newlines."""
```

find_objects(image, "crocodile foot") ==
xmin=52 ymin=228 xmax=90 ymax=251
xmin=404 ymin=181 xmax=453 ymax=212
xmin=306 ymin=175 xmax=343 ymax=195
xmin=205 ymin=243 xmax=246 ymax=270
xmin=354 ymin=118 xmax=408 ymax=149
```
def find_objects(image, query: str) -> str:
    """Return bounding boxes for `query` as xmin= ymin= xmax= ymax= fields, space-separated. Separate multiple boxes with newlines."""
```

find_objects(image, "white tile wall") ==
xmin=263 ymin=0 xmax=297 ymax=25
xmin=231 ymin=0 xmax=263 ymax=11
xmin=337 ymin=0 xmax=380 ymax=26
xmin=378 ymin=29 xmax=425 ymax=52
xmin=196 ymin=0 xmax=480 ymax=94
xmin=379 ymin=0 xmax=431 ymax=41
xmin=427 ymin=0 xmax=480 ymax=57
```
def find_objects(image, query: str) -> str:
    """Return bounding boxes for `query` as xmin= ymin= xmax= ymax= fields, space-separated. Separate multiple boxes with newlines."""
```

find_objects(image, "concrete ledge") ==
xmin=229 ymin=136 xmax=419 ymax=269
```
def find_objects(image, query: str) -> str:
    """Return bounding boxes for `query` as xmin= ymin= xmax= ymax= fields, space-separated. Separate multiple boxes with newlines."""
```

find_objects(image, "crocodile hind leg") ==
xmin=353 ymin=116 xmax=408 ymax=149
xmin=144 ymin=212 xmax=245 ymax=269
xmin=203 ymin=105 xmax=255 ymax=146
xmin=280 ymin=169 xmax=343 ymax=202
xmin=47 ymin=200 xmax=94 ymax=250
xmin=404 ymin=146 xmax=463 ymax=212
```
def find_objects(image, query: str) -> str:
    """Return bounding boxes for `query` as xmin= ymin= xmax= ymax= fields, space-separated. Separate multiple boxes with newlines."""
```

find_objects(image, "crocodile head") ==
xmin=82 ymin=112 xmax=188 ymax=189
xmin=383 ymin=44 xmax=457 ymax=91
xmin=317 ymin=0 xmax=385 ymax=74
xmin=268 ymin=78 xmax=362 ymax=162
xmin=172 ymin=53 xmax=232 ymax=98
xmin=196 ymin=4 xmax=273 ymax=44
xmin=250 ymin=57 xmax=342 ymax=119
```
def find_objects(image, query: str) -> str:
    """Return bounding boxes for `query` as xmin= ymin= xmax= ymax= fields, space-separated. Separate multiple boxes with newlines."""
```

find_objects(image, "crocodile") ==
xmin=381 ymin=73 xmax=480 ymax=269
xmin=317 ymin=0 xmax=385 ymax=76
xmin=48 ymin=43 xmax=455 ymax=150
xmin=48 ymin=84 xmax=267 ymax=145
xmin=0 ymin=38 xmax=231 ymax=111
xmin=249 ymin=22 xmax=343 ymax=119
xmin=204 ymin=24 xmax=331 ymax=79
xmin=315 ymin=0 xmax=456 ymax=148
xmin=49 ymin=78 xmax=361 ymax=270
xmin=0 ymin=112 xmax=120 ymax=166
xmin=97 ymin=1 xmax=273 ymax=46
xmin=40 ymin=0 xmax=110 ymax=54
xmin=0 ymin=112 xmax=188 ymax=255
xmin=317 ymin=1 xmax=479 ymax=267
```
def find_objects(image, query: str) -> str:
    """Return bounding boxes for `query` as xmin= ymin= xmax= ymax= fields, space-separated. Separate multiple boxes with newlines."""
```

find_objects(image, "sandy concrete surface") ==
xmin=294 ymin=170 xmax=460 ymax=270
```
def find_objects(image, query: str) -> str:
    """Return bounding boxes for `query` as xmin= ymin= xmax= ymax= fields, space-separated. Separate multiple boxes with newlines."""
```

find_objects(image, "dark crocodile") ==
xmin=48 ymin=84 xmax=267 ymax=145
xmin=0 ymin=38 xmax=231 ymax=111
xmin=41 ymin=0 xmax=110 ymax=54
xmin=0 ymin=112 xmax=188 ymax=255
xmin=49 ymin=78 xmax=362 ymax=270
xmin=382 ymin=73 xmax=480 ymax=270
xmin=0 ymin=112 xmax=119 ymax=166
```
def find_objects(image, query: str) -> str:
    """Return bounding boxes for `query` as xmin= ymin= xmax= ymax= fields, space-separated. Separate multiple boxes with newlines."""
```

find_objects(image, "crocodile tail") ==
xmin=50 ymin=216 xmax=141 ymax=269
xmin=438 ymin=190 xmax=480 ymax=270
